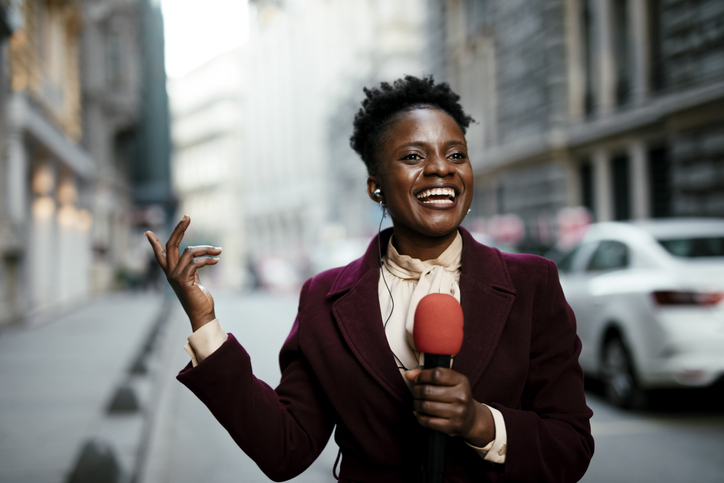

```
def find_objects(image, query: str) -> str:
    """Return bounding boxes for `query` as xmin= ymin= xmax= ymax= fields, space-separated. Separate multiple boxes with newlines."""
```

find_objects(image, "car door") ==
xmin=580 ymin=240 xmax=631 ymax=365
xmin=557 ymin=241 xmax=600 ymax=370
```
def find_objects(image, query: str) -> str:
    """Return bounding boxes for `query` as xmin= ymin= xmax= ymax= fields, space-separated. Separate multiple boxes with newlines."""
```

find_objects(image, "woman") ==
xmin=146 ymin=76 xmax=594 ymax=482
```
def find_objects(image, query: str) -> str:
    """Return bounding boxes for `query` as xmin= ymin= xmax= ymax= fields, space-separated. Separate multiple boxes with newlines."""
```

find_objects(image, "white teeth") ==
xmin=416 ymin=187 xmax=456 ymax=200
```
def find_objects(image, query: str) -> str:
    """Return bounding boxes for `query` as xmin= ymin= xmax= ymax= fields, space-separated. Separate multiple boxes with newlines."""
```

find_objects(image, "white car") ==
xmin=554 ymin=218 xmax=724 ymax=407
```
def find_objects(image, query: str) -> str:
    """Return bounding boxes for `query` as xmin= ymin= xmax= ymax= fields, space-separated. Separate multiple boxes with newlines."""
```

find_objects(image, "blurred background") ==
xmin=0 ymin=0 xmax=722 ymax=482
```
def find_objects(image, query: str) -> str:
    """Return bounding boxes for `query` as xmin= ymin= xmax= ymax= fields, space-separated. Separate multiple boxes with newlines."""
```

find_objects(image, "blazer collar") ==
xmin=327 ymin=227 xmax=517 ymax=403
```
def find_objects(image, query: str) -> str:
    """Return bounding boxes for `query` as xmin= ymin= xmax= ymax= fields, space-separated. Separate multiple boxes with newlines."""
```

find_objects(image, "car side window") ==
xmin=556 ymin=246 xmax=581 ymax=273
xmin=586 ymin=240 xmax=629 ymax=271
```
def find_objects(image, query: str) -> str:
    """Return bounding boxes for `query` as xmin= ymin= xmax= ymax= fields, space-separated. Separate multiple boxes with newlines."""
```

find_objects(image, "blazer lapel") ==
xmin=328 ymin=230 xmax=412 ymax=405
xmin=453 ymin=228 xmax=517 ymax=388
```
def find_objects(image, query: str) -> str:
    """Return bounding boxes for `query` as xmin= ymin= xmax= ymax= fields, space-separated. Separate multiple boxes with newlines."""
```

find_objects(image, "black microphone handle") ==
xmin=422 ymin=353 xmax=451 ymax=483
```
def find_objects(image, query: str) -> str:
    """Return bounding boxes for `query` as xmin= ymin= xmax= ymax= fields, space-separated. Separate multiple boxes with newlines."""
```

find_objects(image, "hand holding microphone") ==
xmin=406 ymin=294 xmax=495 ymax=481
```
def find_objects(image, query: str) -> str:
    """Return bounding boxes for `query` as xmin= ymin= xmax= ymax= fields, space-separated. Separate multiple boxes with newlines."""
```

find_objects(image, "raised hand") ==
xmin=145 ymin=215 xmax=222 ymax=332
xmin=405 ymin=367 xmax=495 ymax=447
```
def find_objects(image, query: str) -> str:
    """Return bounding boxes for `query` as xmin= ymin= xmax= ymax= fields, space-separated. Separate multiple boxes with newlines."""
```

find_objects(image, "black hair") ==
xmin=350 ymin=75 xmax=474 ymax=176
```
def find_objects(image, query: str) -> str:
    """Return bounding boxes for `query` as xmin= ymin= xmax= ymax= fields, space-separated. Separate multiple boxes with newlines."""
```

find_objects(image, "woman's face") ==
xmin=367 ymin=108 xmax=474 ymax=250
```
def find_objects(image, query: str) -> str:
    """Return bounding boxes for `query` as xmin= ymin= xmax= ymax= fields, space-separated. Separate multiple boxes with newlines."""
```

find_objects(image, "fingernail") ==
xmin=214 ymin=247 xmax=222 ymax=250
xmin=212 ymin=257 xmax=220 ymax=261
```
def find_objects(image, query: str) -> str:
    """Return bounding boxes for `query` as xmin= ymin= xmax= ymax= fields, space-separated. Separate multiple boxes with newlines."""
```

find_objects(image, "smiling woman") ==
xmin=145 ymin=75 xmax=594 ymax=482
xmin=364 ymin=107 xmax=474 ymax=260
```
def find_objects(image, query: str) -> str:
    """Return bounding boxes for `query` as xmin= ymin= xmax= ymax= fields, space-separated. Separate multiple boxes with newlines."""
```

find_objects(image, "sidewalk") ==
xmin=0 ymin=292 xmax=167 ymax=483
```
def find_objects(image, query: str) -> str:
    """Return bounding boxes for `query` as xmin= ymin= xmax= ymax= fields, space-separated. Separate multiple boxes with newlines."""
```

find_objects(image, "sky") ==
xmin=162 ymin=0 xmax=249 ymax=79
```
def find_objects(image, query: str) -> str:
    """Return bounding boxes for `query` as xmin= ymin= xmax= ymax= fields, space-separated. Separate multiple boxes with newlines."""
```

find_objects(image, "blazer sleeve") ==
xmin=176 ymin=280 xmax=335 ymax=481
xmin=491 ymin=259 xmax=594 ymax=483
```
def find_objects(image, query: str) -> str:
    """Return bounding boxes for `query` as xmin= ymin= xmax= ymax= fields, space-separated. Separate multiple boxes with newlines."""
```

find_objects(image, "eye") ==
xmin=449 ymin=151 xmax=468 ymax=161
xmin=401 ymin=153 xmax=424 ymax=161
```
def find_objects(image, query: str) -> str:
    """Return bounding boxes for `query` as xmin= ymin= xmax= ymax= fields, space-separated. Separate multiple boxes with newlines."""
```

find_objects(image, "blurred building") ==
xmin=0 ymin=0 xmax=171 ymax=325
xmin=169 ymin=48 xmax=247 ymax=290
xmin=0 ymin=0 xmax=93 ymax=322
xmin=165 ymin=0 xmax=428 ymax=289
xmin=431 ymin=0 xmax=724 ymax=252
xmin=243 ymin=0 xmax=427 ymax=281
xmin=0 ymin=0 xmax=17 ymax=320
xmin=82 ymin=0 xmax=173 ymax=293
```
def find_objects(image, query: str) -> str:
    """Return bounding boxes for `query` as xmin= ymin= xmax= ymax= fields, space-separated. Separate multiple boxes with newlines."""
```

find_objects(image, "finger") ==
xmin=413 ymin=410 xmax=457 ymax=434
xmin=413 ymin=399 xmax=457 ymax=418
xmin=166 ymin=216 xmax=191 ymax=273
xmin=145 ymin=231 xmax=168 ymax=272
xmin=414 ymin=367 xmax=463 ymax=387
xmin=177 ymin=256 xmax=220 ymax=283
xmin=405 ymin=367 xmax=422 ymax=381
xmin=411 ymin=383 xmax=460 ymax=403
xmin=172 ymin=245 xmax=222 ymax=278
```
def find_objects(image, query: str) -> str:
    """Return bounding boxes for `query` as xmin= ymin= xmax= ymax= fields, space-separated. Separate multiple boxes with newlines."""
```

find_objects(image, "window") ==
xmin=612 ymin=0 xmax=631 ymax=107
xmin=612 ymin=154 xmax=631 ymax=220
xmin=649 ymin=146 xmax=671 ymax=218
xmin=556 ymin=245 xmax=582 ymax=273
xmin=587 ymin=240 xmax=629 ymax=271
xmin=659 ymin=237 xmax=724 ymax=258
xmin=106 ymin=31 xmax=124 ymax=91
xmin=581 ymin=0 xmax=596 ymax=117
xmin=649 ymin=0 xmax=664 ymax=91
xmin=580 ymin=160 xmax=594 ymax=213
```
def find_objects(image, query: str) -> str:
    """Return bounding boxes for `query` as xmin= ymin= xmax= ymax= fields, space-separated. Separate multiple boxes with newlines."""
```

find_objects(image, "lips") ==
xmin=416 ymin=187 xmax=457 ymax=204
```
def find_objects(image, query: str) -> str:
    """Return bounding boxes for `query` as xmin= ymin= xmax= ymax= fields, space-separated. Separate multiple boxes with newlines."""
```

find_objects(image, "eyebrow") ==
xmin=395 ymin=140 xmax=466 ymax=149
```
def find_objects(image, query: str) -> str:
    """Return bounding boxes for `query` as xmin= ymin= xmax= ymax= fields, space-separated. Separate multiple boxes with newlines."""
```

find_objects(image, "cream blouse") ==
xmin=379 ymin=232 xmax=506 ymax=463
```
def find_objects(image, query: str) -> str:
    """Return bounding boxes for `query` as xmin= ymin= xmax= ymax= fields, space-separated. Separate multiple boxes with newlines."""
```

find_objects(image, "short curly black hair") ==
xmin=350 ymin=75 xmax=474 ymax=176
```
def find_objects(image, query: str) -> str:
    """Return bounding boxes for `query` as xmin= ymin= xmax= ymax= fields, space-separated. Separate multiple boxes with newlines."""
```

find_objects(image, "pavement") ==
xmin=0 ymin=291 xmax=169 ymax=483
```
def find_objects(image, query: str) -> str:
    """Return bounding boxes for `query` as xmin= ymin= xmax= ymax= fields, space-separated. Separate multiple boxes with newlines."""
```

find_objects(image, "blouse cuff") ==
xmin=184 ymin=318 xmax=228 ymax=367
xmin=465 ymin=404 xmax=507 ymax=464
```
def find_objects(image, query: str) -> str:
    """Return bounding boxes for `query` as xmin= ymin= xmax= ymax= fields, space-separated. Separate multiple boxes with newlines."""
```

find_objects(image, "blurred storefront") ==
xmin=431 ymin=0 xmax=724 ymax=254
xmin=0 ymin=0 xmax=172 ymax=325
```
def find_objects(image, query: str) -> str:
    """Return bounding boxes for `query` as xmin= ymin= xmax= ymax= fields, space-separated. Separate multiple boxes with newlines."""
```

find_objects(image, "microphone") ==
xmin=413 ymin=293 xmax=464 ymax=483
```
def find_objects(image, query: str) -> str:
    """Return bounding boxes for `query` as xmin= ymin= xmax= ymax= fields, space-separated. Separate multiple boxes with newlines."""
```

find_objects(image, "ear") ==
xmin=367 ymin=176 xmax=383 ymax=203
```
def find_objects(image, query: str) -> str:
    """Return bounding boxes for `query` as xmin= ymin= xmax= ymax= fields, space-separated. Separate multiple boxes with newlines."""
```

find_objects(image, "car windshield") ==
xmin=658 ymin=237 xmax=724 ymax=258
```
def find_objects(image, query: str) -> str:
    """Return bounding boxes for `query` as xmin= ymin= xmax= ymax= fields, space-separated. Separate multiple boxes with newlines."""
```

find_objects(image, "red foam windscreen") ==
xmin=413 ymin=293 xmax=464 ymax=355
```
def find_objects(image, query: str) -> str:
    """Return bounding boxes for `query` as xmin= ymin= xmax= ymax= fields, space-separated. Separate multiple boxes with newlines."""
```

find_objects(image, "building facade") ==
xmin=1 ymin=0 xmax=93 ymax=321
xmin=0 ymin=0 xmax=171 ymax=324
xmin=433 ymin=0 xmax=724 ymax=252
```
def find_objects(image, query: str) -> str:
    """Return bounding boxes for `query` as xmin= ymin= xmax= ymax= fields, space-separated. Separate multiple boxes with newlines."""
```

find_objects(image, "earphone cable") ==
xmin=377 ymin=208 xmax=410 ymax=371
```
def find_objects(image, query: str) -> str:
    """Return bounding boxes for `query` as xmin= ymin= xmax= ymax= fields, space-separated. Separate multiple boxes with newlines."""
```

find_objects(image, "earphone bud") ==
xmin=373 ymin=188 xmax=382 ymax=199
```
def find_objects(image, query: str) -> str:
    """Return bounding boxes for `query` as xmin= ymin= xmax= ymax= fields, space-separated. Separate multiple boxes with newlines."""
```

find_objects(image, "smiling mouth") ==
xmin=416 ymin=187 xmax=456 ymax=204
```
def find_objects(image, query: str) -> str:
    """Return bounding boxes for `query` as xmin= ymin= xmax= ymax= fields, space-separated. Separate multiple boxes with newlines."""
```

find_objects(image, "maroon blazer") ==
xmin=178 ymin=227 xmax=594 ymax=482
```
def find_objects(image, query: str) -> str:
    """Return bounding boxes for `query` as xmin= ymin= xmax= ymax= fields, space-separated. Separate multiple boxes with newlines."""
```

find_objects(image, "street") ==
xmin=1 ymin=291 xmax=722 ymax=482
xmin=583 ymin=384 xmax=724 ymax=482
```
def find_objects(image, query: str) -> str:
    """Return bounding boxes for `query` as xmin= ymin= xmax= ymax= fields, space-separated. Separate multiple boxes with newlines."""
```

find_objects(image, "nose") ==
xmin=423 ymin=152 xmax=454 ymax=177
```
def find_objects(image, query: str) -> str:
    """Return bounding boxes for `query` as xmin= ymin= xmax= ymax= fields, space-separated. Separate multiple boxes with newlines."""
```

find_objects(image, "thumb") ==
xmin=405 ymin=367 xmax=422 ymax=382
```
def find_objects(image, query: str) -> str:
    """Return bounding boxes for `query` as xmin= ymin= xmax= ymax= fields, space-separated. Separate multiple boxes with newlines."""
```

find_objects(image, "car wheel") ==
xmin=601 ymin=336 xmax=642 ymax=408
